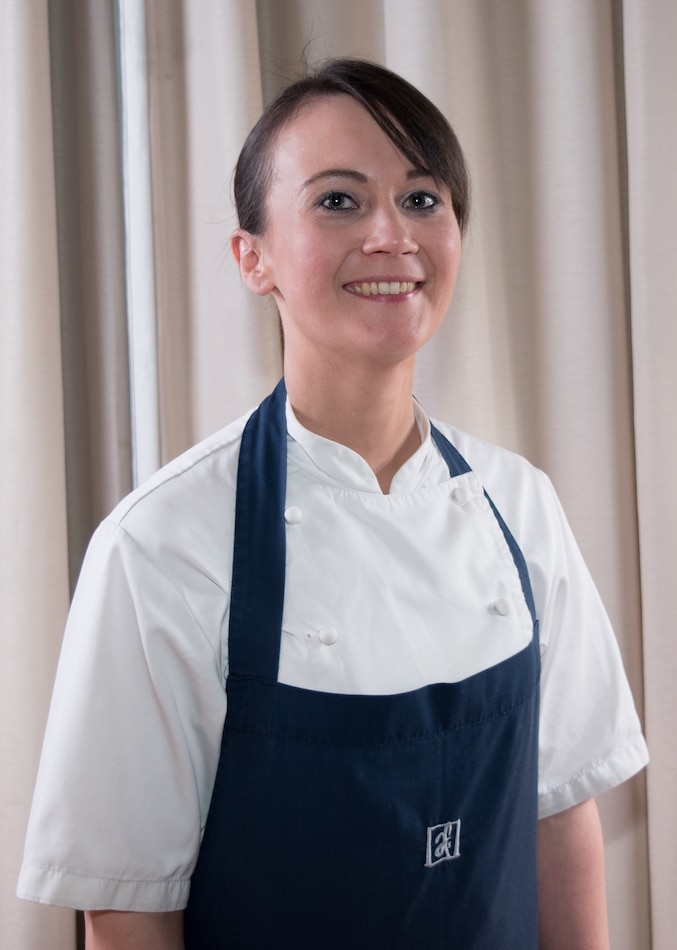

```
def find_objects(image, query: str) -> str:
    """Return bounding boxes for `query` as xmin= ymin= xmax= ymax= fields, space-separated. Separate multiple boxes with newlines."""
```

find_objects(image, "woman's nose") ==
xmin=361 ymin=207 xmax=419 ymax=255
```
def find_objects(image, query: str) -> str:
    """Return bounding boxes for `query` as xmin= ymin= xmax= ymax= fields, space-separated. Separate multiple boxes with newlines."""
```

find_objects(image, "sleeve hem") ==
xmin=537 ymin=734 xmax=649 ymax=819
xmin=17 ymin=862 xmax=190 ymax=912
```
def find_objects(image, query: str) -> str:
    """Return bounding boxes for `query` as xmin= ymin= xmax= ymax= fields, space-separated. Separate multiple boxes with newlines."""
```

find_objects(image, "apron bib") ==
xmin=184 ymin=380 xmax=540 ymax=948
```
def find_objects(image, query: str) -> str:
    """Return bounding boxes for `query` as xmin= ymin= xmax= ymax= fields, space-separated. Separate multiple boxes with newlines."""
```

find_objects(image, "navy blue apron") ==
xmin=184 ymin=380 xmax=540 ymax=948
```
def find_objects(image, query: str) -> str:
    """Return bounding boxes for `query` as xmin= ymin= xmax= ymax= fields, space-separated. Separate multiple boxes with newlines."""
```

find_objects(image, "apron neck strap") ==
xmin=431 ymin=424 xmax=537 ymax=625
xmin=228 ymin=379 xmax=288 ymax=681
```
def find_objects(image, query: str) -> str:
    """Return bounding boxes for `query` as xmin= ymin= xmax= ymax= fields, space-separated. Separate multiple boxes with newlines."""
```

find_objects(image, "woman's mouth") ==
xmin=345 ymin=280 xmax=417 ymax=297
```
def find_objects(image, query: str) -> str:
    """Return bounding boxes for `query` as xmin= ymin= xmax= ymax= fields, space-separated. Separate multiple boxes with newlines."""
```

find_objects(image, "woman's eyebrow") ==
xmin=407 ymin=166 xmax=435 ymax=182
xmin=299 ymin=166 xmax=435 ymax=192
xmin=300 ymin=169 xmax=368 ymax=190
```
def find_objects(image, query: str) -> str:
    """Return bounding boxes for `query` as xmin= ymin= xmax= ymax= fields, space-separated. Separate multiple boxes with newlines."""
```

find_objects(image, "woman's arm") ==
xmin=538 ymin=797 xmax=610 ymax=949
xmin=85 ymin=910 xmax=184 ymax=949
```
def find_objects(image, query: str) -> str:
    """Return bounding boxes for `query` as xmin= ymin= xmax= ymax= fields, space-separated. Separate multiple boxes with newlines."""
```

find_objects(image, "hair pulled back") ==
xmin=233 ymin=58 xmax=470 ymax=237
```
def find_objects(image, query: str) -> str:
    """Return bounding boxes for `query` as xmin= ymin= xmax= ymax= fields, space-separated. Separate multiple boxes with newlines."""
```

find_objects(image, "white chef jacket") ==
xmin=17 ymin=400 xmax=649 ymax=912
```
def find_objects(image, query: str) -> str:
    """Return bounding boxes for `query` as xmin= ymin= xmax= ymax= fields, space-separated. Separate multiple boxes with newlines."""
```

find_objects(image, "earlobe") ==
xmin=231 ymin=229 xmax=276 ymax=296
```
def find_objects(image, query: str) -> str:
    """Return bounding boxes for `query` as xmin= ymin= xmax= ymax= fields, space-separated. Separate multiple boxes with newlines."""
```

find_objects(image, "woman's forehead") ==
xmin=270 ymin=95 xmax=417 ymax=180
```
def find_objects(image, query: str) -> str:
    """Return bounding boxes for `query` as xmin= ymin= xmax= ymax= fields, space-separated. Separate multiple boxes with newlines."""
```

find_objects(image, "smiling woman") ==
xmin=232 ymin=93 xmax=462 ymax=427
xmin=17 ymin=59 xmax=647 ymax=950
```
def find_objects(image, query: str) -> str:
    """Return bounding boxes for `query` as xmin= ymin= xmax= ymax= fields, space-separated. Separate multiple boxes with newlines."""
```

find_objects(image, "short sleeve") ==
xmin=531 ymin=476 xmax=649 ymax=817
xmin=434 ymin=422 xmax=649 ymax=819
xmin=17 ymin=519 xmax=228 ymax=911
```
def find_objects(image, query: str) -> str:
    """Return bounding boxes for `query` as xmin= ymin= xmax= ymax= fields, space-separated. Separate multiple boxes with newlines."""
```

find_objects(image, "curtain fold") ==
xmin=3 ymin=1 xmax=673 ymax=947
xmin=147 ymin=0 xmax=282 ymax=461
xmin=1 ymin=2 xmax=75 ymax=947
xmin=48 ymin=0 xmax=132 ymax=585
xmin=623 ymin=2 xmax=677 ymax=946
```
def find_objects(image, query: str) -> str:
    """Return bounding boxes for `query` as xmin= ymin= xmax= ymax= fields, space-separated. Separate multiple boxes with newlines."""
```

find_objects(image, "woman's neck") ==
xmin=284 ymin=358 xmax=421 ymax=493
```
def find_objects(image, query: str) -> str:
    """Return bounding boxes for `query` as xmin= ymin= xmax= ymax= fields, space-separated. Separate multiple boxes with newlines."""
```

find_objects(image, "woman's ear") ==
xmin=231 ymin=229 xmax=276 ymax=296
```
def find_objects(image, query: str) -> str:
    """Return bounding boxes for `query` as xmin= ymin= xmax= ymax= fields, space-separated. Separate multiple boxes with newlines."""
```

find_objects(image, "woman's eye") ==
xmin=404 ymin=192 xmax=438 ymax=210
xmin=319 ymin=192 xmax=356 ymax=211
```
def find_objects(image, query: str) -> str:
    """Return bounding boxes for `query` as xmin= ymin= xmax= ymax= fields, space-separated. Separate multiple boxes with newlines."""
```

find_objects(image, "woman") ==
xmin=19 ymin=59 xmax=648 ymax=948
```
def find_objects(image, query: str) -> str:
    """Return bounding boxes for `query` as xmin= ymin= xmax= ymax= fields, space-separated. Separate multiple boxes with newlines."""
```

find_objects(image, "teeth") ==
xmin=351 ymin=281 xmax=416 ymax=296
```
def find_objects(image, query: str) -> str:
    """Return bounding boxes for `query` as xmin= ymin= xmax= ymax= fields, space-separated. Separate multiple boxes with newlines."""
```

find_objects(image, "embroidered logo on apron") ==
xmin=425 ymin=819 xmax=461 ymax=867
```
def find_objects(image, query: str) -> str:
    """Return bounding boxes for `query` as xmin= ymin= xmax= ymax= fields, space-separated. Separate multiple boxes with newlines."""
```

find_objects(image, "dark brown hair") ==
xmin=233 ymin=58 xmax=470 ymax=236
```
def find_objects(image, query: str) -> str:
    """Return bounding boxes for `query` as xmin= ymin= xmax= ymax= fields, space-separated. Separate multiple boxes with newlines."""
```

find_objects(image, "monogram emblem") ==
xmin=425 ymin=819 xmax=461 ymax=867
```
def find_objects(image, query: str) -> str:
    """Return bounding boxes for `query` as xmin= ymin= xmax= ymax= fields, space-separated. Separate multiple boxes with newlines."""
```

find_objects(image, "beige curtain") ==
xmin=2 ymin=3 xmax=76 ymax=947
xmin=623 ymin=2 xmax=677 ymax=947
xmin=2 ymin=1 xmax=673 ymax=947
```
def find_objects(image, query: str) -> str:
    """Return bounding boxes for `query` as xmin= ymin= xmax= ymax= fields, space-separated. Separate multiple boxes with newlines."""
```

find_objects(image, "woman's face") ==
xmin=234 ymin=94 xmax=462 ymax=373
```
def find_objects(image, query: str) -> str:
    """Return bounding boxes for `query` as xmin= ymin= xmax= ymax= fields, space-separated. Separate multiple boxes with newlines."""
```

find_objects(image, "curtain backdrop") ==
xmin=2 ymin=1 xmax=673 ymax=947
